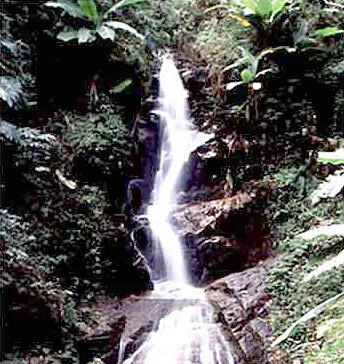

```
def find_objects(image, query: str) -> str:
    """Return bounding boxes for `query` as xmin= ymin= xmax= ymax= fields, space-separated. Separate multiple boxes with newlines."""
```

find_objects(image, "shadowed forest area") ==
xmin=1 ymin=0 xmax=344 ymax=363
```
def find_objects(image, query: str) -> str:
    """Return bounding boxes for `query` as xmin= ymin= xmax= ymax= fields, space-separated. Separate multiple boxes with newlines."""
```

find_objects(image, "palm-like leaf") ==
xmin=77 ymin=28 xmax=94 ymax=43
xmin=96 ymin=25 xmax=116 ymax=41
xmin=240 ymin=0 xmax=257 ymax=12
xmin=104 ymin=21 xmax=144 ymax=40
xmin=226 ymin=81 xmax=245 ymax=91
xmin=77 ymin=0 xmax=99 ymax=24
xmin=106 ymin=0 xmax=146 ymax=16
xmin=45 ymin=0 xmax=85 ymax=19
xmin=57 ymin=30 xmax=79 ymax=42
xmin=256 ymin=0 xmax=272 ymax=16
xmin=271 ymin=0 xmax=287 ymax=16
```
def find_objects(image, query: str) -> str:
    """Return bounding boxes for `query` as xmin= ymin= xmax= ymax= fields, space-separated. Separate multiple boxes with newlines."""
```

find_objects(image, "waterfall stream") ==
xmin=122 ymin=56 xmax=234 ymax=364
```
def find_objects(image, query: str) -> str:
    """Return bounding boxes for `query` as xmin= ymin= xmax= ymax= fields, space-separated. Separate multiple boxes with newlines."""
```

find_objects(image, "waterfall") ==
xmin=147 ymin=56 xmax=212 ymax=284
xmin=122 ymin=56 xmax=234 ymax=364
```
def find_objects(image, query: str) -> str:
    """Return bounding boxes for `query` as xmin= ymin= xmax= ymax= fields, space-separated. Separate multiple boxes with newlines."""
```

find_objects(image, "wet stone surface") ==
xmin=205 ymin=262 xmax=273 ymax=364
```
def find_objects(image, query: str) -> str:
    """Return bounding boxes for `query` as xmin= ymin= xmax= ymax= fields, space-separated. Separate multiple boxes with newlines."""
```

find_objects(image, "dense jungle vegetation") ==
xmin=1 ymin=0 xmax=344 ymax=363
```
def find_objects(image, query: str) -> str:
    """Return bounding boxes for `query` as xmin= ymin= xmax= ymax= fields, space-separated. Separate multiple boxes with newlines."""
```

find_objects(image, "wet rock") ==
xmin=173 ymin=189 xmax=255 ymax=236
xmin=116 ymin=321 xmax=156 ymax=362
xmin=133 ymin=117 xmax=160 ymax=188
xmin=183 ymin=236 xmax=245 ymax=285
xmin=205 ymin=262 xmax=273 ymax=363
xmin=173 ymin=181 xmax=272 ymax=239
xmin=77 ymin=315 xmax=126 ymax=364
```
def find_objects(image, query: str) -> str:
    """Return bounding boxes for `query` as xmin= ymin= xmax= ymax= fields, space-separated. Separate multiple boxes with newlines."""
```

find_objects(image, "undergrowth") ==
xmin=267 ymin=166 xmax=344 ymax=363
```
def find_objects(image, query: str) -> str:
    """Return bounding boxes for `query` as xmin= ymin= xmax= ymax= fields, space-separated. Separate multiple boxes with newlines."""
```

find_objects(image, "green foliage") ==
xmin=30 ymin=180 xmax=118 ymax=300
xmin=304 ymin=303 xmax=344 ymax=364
xmin=0 ymin=210 xmax=69 ymax=307
xmin=110 ymin=78 xmax=133 ymax=94
xmin=77 ymin=0 xmax=99 ymax=23
xmin=0 ymin=36 xmax=34 ymax=109
xmin=46 ymin=0 xmax=145 ymax=43
xmin=267 ymin=172 xmax=344 ymax=361
xmin=312 ymin=26 xmax=344 ymax=38
xmin=225 ymin=46 xmax=296 ymax=89
xmin=45 ymin=0 xmax=85 ymax=19
xmin=207 ymin=0 xmax=287 ymax=26
xmin=62 ymin=111 xmax=126 ymax=155
xmin=240 ymin=68 xmax=254 ymax=82
xmin=268 ymin=234 xmax=344 ymax=360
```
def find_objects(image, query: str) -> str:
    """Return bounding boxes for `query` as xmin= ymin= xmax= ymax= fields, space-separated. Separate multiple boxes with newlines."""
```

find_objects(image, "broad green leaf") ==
xmin=240 ymin=0 xmax=257 ymax=12
xmin=271 ymin=0 xmax=286 ymax=16
xmin=104 ymin=21 xmax=144 ymax=40
xmin=45 ymin=0 xmax=84 ymax=19
xmin=57 ymin=30 xmax=79 ymax=42
xmin=77 ymin=0 xmax=99 ymax=23
xmin=226 ymin=81 xmax=245 ymax=91
xmin=77 ymin=28 xmax=94 ymax=43
xmin=106 ymin=0 xmax=146 ymax=15
xmin=241 ymin=68 xmax=254 ymax=82
xmin=311 ymin=26 xmax=344 ymax=37
xmin=256 ymin=0 xmax=272 ymax=16
xmin=110 ymin=78 xmax=133 ymax=93
xmin=96 ymin=25 xmax=115 ymax=41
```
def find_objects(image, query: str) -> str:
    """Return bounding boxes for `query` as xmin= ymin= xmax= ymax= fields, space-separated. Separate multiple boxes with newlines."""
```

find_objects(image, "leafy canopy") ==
xmin=45 ymin=0 xmax=145 ymax=43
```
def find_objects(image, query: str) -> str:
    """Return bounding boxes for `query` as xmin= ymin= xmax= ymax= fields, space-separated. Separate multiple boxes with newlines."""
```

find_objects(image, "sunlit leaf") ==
xmin=77 ymin=0 xmax=99 ymax=23
xmin=96 ymin=25 xmax=115 ymax=41
xmin=226 ymin=81 xmax=245 ymax=91
xmin=57 ymin=30 xmax=79 ymax=42
xmin=240 ymin=0 xmax=257 ymax=12
xmin=106 ymin=0 xmax=146 ymax=15
xmin=77 ymin=28 xmax=94 ymax=43
xmin=271 ymin=0 xmax=287 ymax=16
xmin=255 ymin=68 xmax=274 ymax=78
xmin=241 ymin=68 xmax=254 ymax=82
xmin=228 ymin=13 xmax=252 ymax=27
xmin=256 ymin=0 xmax=272 ymax=16
xmin=45 ymin=0 xmax=84 ymax=18
xmin=104 ymin=21 xmax=144 ymax=40
xmin=311 ymin=26 xmax=344 ymax=37
xmin=110 ymin=78 xmax=133 ymax=93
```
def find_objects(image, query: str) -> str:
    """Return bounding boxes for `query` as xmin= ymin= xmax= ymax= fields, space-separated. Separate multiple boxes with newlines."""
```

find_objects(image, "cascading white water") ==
xmin=122 ymin=56 xmax=234 ymax=364
xmin=147 ymin=56 xmax=211 ymax=284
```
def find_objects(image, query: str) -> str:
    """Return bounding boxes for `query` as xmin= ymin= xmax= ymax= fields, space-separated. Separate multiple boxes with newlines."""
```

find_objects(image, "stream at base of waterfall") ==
xmin=120 ymin=56 xmax=234 ymax=364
